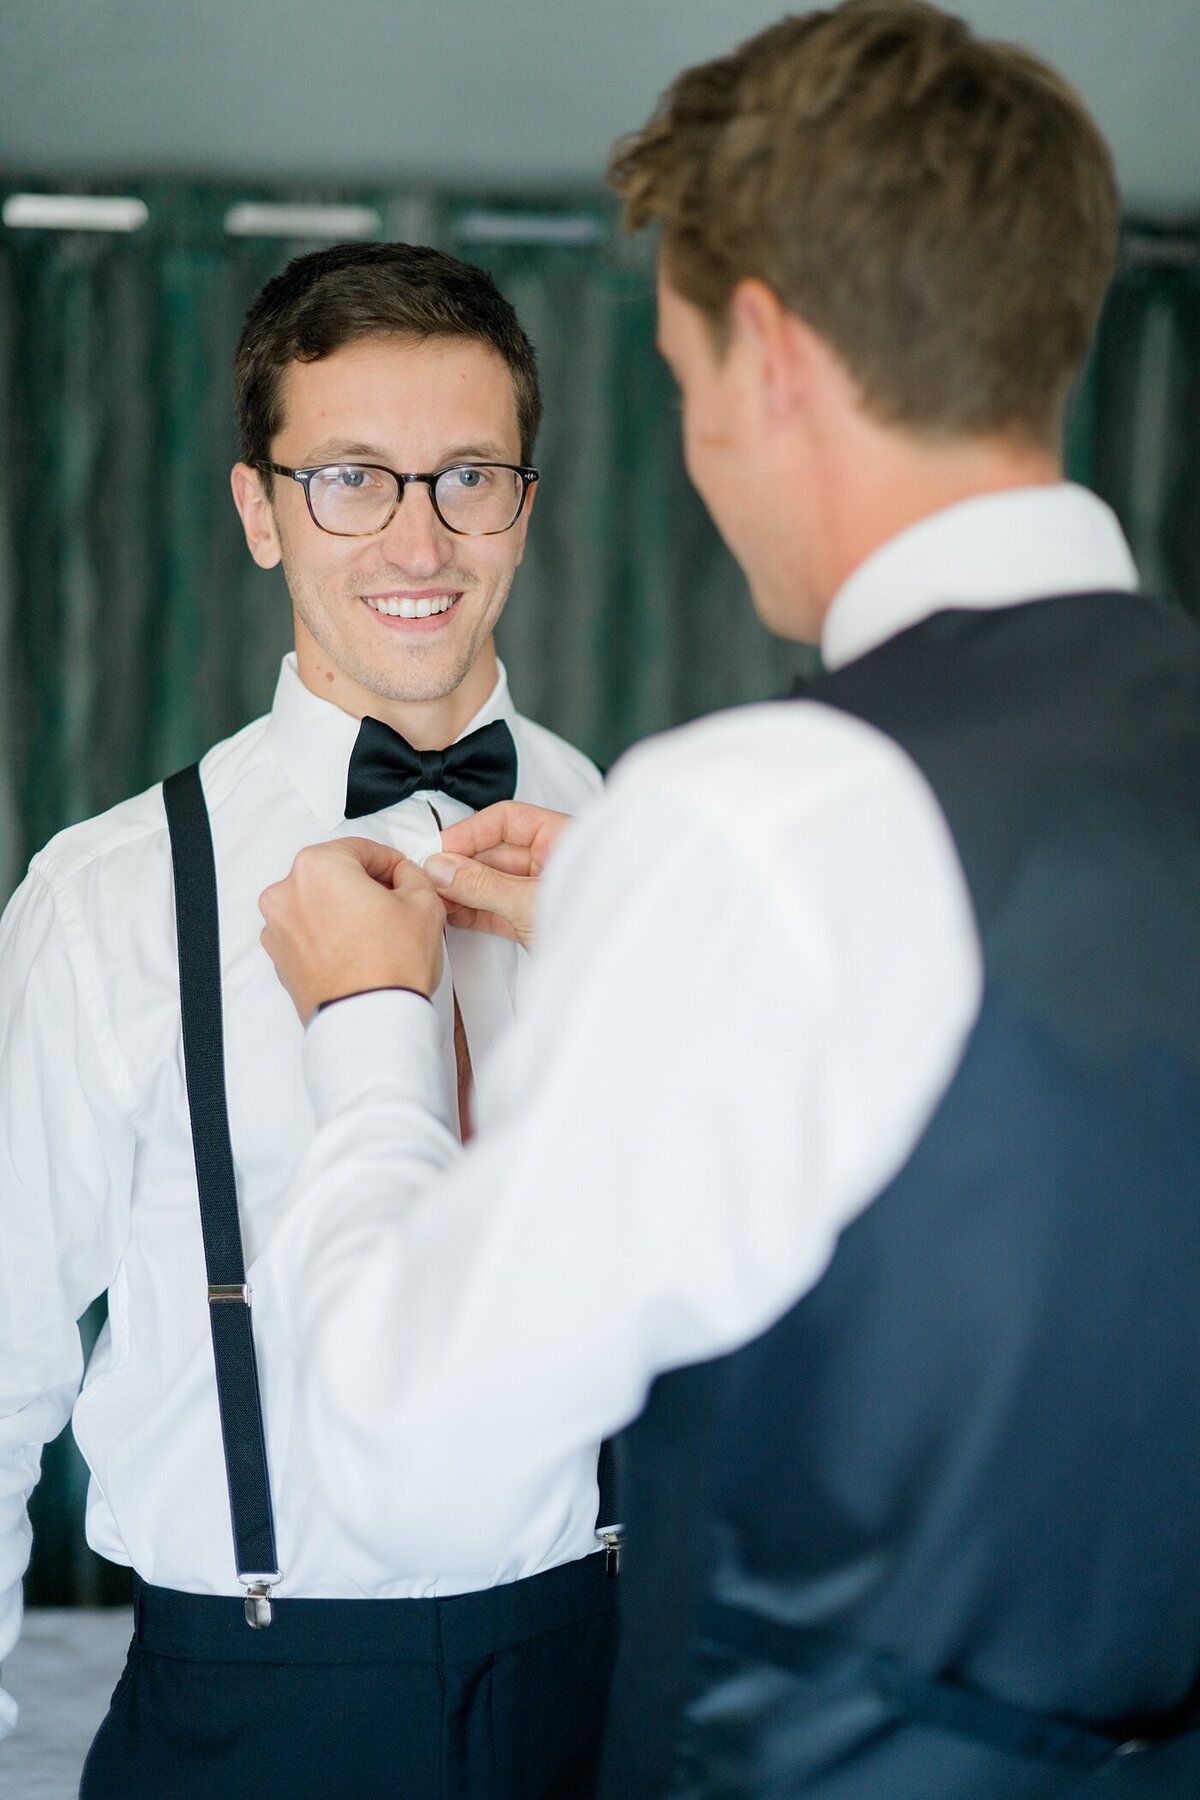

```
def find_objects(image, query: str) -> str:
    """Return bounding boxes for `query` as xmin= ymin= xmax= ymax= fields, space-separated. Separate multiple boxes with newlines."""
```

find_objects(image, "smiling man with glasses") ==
xmin=0 ymin=242 xmax=613 ymax=1798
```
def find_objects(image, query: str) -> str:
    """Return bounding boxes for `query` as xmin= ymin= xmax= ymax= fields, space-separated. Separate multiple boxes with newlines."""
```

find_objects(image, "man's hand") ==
xmin=424 ymin=802 xmax=573 ymax=952
xmin=260 ymin=838 xmax=446 ymax=1024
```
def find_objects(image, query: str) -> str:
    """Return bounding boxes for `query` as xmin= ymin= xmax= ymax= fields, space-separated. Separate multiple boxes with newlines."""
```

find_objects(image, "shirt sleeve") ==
xmin=266 ymin=709 xmax=982 ymax=1573
xmin=0 ymin=864 xmax=136 ymax=1735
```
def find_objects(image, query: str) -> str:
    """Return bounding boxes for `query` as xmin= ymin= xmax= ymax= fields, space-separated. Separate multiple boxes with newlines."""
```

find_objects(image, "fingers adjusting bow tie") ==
xmin=344 ymin=716 xmax=518 ymax=819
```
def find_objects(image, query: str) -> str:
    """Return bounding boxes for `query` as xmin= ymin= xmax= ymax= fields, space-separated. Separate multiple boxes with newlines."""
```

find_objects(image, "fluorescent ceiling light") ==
xmin=2 ymin=193 xmax=149 ymax=232
xmin=224 ymin=203 xmax=381 ymax=239
xmin=455 ymin=210 xmax=605 ymax=246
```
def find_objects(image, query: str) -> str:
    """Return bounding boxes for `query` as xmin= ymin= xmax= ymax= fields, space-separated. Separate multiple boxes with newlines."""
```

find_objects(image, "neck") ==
xmin=294 ymin=629 xmax=500 ymax=750
xmin=804 ymin=421 xmax=1062 ymax=634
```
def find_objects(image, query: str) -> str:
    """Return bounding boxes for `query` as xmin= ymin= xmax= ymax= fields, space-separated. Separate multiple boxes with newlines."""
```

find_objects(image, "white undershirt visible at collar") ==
xmin=822 ymin=483 xmax=1139 ymax=673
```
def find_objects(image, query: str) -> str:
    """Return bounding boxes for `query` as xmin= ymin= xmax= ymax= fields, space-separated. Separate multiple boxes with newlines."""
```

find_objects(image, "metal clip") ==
xmin=596 ymin=1525 xmax=624 ymax=1577
xmin=208 ymin=1283 xmax=251 ymax=1304
xmin=243 ymin=1580 xmax=275 ymax=1628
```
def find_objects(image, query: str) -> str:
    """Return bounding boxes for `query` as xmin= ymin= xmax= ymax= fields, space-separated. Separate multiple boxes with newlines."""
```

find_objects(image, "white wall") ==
xmin=0 ymin=0 xmax=1196 ymax=211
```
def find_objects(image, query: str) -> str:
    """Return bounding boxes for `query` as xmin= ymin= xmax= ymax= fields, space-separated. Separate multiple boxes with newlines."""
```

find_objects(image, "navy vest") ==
xmin=600 ymin=592 xmax=1200 ymax=1799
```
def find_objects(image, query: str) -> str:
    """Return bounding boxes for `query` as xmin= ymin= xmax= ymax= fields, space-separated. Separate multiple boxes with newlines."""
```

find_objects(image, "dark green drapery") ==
xmin=1 ymin=185 xmax=1197 ymax=1604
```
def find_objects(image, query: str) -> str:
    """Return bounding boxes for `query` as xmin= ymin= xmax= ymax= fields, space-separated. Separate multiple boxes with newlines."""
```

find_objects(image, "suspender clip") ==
xmin=243 ymin=1576 xmax=279 ymax=1628
xmin=208 ymin=1283 xmax=252 ymax=1303
xmin=596 ymin=1525 xmax=624 ymax=1577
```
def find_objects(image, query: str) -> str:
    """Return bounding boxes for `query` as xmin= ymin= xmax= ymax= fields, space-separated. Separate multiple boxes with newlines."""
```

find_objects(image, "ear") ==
xmin=231 ymin=463 xmax=283 ymax=570
xmin=728 ymin=278 xmax=821 ymax=427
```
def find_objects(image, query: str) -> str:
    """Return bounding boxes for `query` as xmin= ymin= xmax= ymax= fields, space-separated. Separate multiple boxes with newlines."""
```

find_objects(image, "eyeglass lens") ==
xmin=305 ymin=464 xmax=525 ymax=536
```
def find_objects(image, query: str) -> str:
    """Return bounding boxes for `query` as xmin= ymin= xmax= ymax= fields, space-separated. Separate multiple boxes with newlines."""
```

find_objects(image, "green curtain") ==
xmin=1 ymin=184 xmax=1197 ymax=1605
xmin=1076 ymin=222 xmax=1200 ymax=617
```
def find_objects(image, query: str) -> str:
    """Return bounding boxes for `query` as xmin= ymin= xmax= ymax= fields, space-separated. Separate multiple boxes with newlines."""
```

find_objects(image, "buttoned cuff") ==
xmin=302 ymin=987 xmax=449 ymax=1129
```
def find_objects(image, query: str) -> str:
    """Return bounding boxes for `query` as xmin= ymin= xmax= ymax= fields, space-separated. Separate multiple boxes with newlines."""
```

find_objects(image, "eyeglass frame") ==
xmin=260 ymin=459 xmax=540 ymax=538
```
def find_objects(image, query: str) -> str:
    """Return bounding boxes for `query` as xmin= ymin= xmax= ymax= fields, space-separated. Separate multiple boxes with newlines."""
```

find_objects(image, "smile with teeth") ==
xmin=365 ymin=594 xmax=459 ymax=619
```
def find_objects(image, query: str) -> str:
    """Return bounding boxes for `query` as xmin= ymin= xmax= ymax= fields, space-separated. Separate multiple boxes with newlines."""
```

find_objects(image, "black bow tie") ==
xmin=344 ymin=716 xmax=518 ymax=820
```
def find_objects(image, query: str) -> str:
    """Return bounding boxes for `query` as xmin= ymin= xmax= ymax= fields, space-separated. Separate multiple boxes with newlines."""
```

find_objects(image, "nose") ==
xmin=378 ymin=479 xmax=452 ymax=577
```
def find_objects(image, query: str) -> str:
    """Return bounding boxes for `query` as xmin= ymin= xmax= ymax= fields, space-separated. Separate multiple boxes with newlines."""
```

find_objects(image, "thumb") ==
xmin=423 ymin=852 xmax=534 ymax=945
xmin=424 ymin=852 xmax=508 ymax=904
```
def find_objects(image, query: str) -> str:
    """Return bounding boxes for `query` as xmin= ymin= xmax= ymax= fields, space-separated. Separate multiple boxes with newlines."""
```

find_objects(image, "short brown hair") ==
xmin=609 ymin=0 xmax=1119 ymax=449
xmin=234 ymin=241 xmax=542 ymax=469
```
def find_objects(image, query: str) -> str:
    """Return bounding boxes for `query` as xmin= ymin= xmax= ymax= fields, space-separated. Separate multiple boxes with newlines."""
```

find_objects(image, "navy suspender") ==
xmin=164 ymin=764 xmax=281 ymax=1627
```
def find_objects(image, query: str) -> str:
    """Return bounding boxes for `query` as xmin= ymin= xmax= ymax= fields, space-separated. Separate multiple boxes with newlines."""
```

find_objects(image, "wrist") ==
xmin=314 ymin=985 xmax=433 ymax=1019
xmin=300 ymin=953 xmax=440 ymax=1022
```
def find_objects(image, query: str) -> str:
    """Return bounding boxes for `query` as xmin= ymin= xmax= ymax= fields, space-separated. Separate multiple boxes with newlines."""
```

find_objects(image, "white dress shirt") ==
xmin=261 ymin=485 xmax=1140 ymax=1577
xmin=0 ymin=656 xmax=600 ymax=1737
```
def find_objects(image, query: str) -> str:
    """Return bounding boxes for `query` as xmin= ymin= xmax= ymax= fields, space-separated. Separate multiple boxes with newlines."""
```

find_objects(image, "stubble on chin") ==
xmin=354 ymin=640 xmax=483 ymax=705
xmin=286 ymin=553 xmax=512 ymax=708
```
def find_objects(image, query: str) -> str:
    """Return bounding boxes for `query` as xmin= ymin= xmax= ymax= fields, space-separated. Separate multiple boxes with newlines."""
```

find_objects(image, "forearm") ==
xmin=262 ymin=819 xmax=831 ymax=1564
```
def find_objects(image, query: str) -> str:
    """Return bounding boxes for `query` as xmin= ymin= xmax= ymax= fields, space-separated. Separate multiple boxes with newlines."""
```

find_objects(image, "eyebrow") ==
xmin=300 ymin=439 xmax=517 ymax=467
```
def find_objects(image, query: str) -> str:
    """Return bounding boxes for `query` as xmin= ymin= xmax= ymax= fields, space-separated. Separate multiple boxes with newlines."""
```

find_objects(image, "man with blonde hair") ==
xmin=258 ymin=4 xmax=1200 ymax=1793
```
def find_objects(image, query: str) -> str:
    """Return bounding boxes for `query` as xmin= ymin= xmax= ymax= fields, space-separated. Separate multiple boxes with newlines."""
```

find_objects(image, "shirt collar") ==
xmin=821 ymin=483 xmax=1139 ymax=673
xmin=264 ymin=652 xmax=518 ymax=829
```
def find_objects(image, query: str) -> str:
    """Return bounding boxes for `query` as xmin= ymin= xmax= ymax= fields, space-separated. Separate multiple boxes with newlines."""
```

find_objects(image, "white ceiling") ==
xmin=1 ymin=0 xmax=1196 ymax=213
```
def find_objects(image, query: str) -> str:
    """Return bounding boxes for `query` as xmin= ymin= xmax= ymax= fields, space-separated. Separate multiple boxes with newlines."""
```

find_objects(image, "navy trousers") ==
xmin=80 ymin=1552 xmax=617 ymax=1799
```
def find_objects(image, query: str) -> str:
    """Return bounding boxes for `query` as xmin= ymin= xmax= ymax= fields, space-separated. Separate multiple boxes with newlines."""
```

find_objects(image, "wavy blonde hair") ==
xmin=610 ymin=0 xmax=1118 ymax=450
